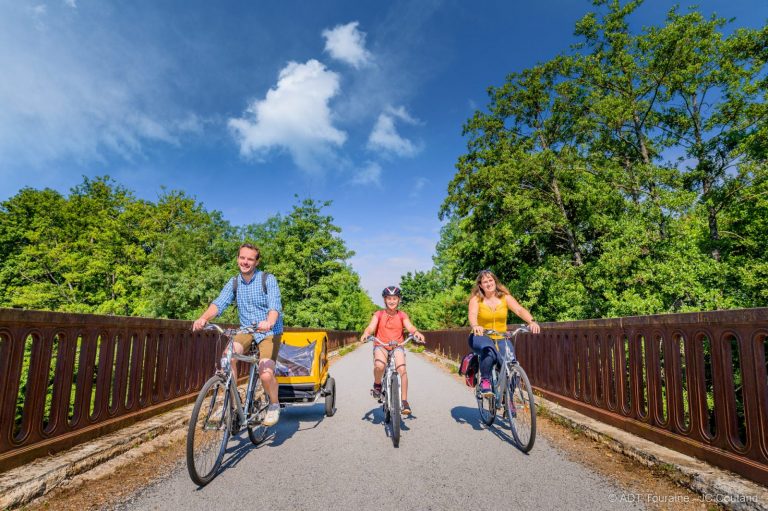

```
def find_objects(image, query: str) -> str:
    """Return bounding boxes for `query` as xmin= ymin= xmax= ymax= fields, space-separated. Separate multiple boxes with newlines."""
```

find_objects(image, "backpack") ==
xmin=232 ymin=271 xmax=269 ymax=304
xmin=458 ymin=352 xmax=479 ymax=387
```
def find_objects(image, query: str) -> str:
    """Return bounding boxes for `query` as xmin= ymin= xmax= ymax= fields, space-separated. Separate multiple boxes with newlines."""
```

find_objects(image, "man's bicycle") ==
xmin=475 ymin=326 xmax=536 ymax=452
xmin=186 ymin=323 xmax=271 ymax=486
xmin=364 ymin=334 xmax=419 ymax=448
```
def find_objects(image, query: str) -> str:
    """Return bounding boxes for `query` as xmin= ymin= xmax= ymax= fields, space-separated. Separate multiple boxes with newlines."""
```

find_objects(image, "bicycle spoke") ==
xmin=507 ymin=365 xmax=536 ymax=452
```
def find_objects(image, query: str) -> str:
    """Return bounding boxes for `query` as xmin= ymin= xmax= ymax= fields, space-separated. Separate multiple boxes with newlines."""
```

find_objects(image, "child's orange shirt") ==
xmin=375 ymin=309 xmax=410 ymax=347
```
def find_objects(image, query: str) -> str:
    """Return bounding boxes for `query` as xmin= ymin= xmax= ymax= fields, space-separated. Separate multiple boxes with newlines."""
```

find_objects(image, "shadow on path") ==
xmin=198 ymin=403 xmax=332 ymax=485
xmin=362 ymin=405 xmax=414 ymax=447
xmin=451 ymin=405 xmax=528 ymax=453
xmin=267 ymin=404 xmax=328 ymax=447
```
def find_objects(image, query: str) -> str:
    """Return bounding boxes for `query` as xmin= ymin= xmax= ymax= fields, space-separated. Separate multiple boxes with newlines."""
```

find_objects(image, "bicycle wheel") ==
xmin=506 ymin=364 xmax=536 ymax=452
xmin=187 ymin=375 xmax=231 ymax=486
xmin=390 ymin=373 xmax=401 ymax=447
xmin=247 ymin=379 xmax=269 ymax=445
xmin=475 ymin=385 xmax=496 ymax=427
xmin=382 ymin=373 xmax=391 ymax=423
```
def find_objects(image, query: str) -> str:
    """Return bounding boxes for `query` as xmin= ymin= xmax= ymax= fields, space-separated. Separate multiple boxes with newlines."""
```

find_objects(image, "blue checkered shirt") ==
xmin=211 ymin=271 xmax=284 ymax=342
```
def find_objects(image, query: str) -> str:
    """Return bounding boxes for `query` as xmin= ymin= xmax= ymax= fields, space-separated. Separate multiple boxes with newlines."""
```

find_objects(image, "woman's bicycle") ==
xmin=364 ymin=334 xmax=419 ymax=448
xmin=186 ymin=323 xmax=271 ymax=486
xmin=475 ymin=326 xmax=536 ymax=452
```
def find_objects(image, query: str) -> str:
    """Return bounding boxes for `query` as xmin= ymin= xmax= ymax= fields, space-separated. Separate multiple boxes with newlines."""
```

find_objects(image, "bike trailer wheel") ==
xmin=324 ymin=376 xmax=337 ymax=417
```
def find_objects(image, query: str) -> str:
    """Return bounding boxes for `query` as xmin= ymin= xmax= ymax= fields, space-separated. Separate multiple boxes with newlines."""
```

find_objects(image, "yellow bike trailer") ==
xmin=275 ymin=331 xmax=336 ymax=416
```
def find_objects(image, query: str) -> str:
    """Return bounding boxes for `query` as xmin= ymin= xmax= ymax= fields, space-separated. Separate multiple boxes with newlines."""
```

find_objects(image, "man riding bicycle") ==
xmin=360 ymin=286 xmax=425 ymax=415
xmin=192 ymin=243 xmax=284 ymax=426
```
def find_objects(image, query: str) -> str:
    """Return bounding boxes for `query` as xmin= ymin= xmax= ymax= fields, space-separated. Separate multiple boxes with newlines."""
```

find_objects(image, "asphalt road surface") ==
xmin=118 ymin=344 xmax=644 ymax=511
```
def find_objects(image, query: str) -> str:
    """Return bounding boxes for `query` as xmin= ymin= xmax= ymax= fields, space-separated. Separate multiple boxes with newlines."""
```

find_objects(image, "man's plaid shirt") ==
xmin=211 ymin=271 xmax=284 ymax=342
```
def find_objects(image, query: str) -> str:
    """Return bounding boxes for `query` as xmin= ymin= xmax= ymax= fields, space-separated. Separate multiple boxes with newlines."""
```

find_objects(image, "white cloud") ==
xmin=322 ymin=21 xmax=372 ymax=69
xmin=228 ymin=59 xmax=347 ymax=173
xmin=351 ymin=161 xmax=382 ymax=186
xmin=64 ymin=0 xmax=77 ymax=8
xmin=367 ymin=106 xmax=421 ymax=157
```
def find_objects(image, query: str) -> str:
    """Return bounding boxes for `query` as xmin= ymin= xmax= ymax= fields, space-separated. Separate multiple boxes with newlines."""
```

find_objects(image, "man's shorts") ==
xmin=234 ymin=333 xmax=281 ymax=362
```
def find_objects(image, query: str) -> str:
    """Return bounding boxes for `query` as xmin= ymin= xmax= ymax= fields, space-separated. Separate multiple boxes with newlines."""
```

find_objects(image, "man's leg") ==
xmin=229 ymin=334 xmax=254 ymax=381
xmin=259 ymin=359 xmax=278 ymax=404
xmin=258 ymin=335 xmax=281 ymax=426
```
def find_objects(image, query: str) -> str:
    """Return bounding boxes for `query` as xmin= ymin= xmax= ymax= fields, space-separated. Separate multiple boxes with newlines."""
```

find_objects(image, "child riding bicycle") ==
xmin=468 ymin=270 xmax=540 ymax=397
xmin=360 ymin=286 xmax=425 ymax=415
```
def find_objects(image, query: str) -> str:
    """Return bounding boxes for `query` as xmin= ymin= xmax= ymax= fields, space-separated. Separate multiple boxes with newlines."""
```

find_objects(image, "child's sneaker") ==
xmin=479 ymin=378 xmax=493 ymax=397
xmin=401 ymin=400 xmax=412 ymax=415
xmin=371 ymin=383 xmax=382 ymax=399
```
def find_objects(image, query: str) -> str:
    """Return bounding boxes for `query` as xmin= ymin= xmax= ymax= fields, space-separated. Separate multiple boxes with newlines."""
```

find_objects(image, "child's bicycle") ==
xmin=364 ymin=334 xmax=420 ymax=447
xmin=186 ymin=323 xmax=270 ymax=486
xmin=475 ymin=326 xmax=536 ymax=452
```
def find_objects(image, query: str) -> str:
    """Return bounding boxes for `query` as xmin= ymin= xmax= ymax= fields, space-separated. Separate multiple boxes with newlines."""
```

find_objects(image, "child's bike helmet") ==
xmin=382 ymin=286 xmax=401 ymax=297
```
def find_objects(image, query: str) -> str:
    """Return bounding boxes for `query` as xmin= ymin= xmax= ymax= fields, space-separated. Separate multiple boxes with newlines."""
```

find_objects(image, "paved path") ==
xmin=118 ymin=344 xmax=644 ymax=511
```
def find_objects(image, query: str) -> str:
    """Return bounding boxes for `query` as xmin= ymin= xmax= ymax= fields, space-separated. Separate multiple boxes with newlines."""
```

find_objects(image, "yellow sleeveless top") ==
xmin=477 ymin=297 xmax=508 ymax=339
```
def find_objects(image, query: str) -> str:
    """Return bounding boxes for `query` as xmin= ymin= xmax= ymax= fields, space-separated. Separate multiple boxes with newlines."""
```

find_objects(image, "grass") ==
xmin=336 ymin=343 xmax=360 ymax=357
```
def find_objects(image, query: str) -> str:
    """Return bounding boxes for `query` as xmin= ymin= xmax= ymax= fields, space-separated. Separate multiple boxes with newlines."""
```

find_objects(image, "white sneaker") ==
xmin=262 ymin=404 xmax=280 ymax=426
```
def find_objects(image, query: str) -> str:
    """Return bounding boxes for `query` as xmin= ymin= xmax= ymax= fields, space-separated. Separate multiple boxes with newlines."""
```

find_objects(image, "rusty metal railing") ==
xmin=4 ymin=306 xmax=768 ymax=486
xmin=423 ymin=309 xmax=768 ymax=486
xmin=0 ymin=308 xmax=357 ymax=472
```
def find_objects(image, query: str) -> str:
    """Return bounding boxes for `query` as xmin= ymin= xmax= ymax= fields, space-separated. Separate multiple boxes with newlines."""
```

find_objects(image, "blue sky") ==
xmin=1 ymin=0 xmax=765 ymax=305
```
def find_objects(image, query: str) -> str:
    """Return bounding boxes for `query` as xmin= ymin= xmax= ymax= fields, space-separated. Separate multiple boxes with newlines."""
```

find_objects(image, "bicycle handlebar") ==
xmin=483 ymin=325 xmax=531 ymax=339
xmin=203 ymin=323 xmax=258 ymax=337
xmin=364 ymin=333 xmax=422 ymax=348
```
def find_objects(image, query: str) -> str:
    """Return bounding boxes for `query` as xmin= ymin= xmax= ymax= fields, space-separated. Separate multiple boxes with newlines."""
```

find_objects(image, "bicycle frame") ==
xmin=187 ymin=323 xmax=273 ymax=486
xmin=381 ymin=347 xmax=400 ymax=408
xmin=366 ymin=335 xmax=417 ymax=401
xmin=208 ymin=324 xmax=267 ymax=430
xmin=485 ymin=326 xmax=528 ymax=403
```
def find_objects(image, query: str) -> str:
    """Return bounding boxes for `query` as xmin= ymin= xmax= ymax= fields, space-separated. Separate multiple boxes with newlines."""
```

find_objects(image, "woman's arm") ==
xmin=468 ymin=296 xmax=484 ymax=336
xmin=505 ymin=294 xmax=541 ymax=334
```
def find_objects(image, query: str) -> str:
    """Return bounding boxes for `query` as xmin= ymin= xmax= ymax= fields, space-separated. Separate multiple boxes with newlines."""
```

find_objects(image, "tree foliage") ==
xmin=0 ymin=180 xmax=374 ymax=329
xmin=424 ymin=0 xmax=767 ymax=323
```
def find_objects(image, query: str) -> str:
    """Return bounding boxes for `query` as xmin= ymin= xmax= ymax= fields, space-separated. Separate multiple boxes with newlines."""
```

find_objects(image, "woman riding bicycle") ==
xmin=468 ymin=270 xmax=540 ymax=397
xmin=360 ymin=286 xmax=425 ymax=415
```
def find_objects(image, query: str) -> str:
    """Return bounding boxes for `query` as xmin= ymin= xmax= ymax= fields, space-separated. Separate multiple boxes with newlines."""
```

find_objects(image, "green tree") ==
xmin=247 ymin=198 xmax=375 ymax=330
xmin=422 ymin=0 xmax=767 ymax=323
xmin=653 ymin=7 xmax=768 ymax=261
xmin=0 ymin=177 xmax=149 ymax=314
xmin=135 ymin=190 xmax=238 ymax=320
